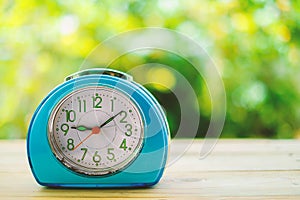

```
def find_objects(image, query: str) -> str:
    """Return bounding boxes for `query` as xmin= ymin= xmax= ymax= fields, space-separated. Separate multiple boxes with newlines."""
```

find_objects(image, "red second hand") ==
xmin=73 ymin=127 xmax=100 ymax=151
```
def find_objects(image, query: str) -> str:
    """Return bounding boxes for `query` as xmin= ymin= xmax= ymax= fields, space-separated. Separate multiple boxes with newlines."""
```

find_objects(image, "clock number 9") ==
xmin=60 ymin=123 xmax=69 ymax=136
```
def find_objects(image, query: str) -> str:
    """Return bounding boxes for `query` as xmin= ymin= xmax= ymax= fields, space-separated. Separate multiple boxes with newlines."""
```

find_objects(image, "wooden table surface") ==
xmin=1 ymin=139 xmax=300 ymax=199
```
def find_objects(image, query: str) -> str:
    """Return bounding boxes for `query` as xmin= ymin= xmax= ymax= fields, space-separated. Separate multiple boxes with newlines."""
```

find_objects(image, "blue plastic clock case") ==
xmin=27 ymin=69 xmax=170 ymax=188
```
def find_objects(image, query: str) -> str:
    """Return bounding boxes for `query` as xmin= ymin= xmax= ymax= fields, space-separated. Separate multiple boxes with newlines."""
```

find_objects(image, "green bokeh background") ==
xmin=1 ymin=0 xmax=300 ymax=139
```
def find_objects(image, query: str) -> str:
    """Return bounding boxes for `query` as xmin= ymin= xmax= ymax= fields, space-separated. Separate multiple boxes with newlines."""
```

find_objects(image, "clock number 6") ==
xmin=93 ymin=151 xmax=101 ymax=164
xmin=60 ymin=123 xmax=69 ymax=136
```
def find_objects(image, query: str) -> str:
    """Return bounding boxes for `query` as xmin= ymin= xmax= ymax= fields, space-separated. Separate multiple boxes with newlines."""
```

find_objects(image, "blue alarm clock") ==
xmin=27 ymin=68 xmax=169 ymax=187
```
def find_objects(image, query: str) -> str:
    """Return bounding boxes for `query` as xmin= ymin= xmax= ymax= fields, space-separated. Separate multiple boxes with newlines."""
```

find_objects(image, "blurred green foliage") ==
xmin=1 ymin=0 xmax=300 ymax=139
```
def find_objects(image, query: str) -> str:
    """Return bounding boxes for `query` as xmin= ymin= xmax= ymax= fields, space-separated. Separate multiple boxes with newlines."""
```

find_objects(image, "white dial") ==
xmin=48 ymin=86 xmax=144 ymax=176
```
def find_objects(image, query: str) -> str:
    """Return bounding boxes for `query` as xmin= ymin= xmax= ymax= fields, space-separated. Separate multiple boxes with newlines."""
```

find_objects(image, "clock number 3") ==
xmin=93 ymin=151 xmax=101 ymax=164
xmin=125 ymin=124 xmax=132 ymax=136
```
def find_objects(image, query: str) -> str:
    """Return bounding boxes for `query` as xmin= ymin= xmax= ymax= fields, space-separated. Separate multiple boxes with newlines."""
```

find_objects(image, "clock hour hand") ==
xmin=99 ymin=111 xmax=122 ymax=128
xmin=71 ymin=125 xmax=92 ymax=131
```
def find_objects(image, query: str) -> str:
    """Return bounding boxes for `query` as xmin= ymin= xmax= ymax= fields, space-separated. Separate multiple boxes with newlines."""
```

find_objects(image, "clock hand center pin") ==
xmin=73 ymin=126 xmax=100 ymax=150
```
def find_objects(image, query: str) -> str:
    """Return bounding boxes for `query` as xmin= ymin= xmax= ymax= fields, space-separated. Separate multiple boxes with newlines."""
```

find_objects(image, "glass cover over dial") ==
xmin=48 ymin=86 xmax=144 ymax=176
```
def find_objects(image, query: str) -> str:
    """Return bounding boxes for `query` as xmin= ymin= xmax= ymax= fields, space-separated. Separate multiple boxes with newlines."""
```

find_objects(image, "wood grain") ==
xmin=0 ymin=139 xmax=300 ymax=199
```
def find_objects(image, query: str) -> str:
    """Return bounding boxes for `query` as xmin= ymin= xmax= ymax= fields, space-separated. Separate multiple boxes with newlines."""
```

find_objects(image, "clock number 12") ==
xmin=93 ymin=93 xmax=102 ymax=108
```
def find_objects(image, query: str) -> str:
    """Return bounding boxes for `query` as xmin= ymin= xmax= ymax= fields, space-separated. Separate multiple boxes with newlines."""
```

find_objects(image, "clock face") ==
xmin=48 ymin=86 xmax=144 ymax=176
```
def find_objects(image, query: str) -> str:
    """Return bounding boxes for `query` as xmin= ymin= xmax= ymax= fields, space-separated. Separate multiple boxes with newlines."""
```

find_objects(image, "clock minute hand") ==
xmin=99 ymin=111 xmax=122 ymax=128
